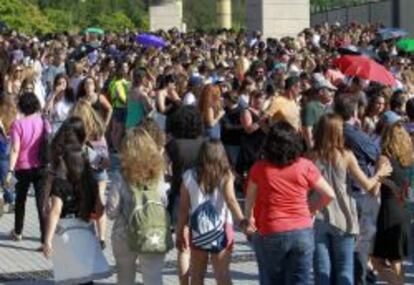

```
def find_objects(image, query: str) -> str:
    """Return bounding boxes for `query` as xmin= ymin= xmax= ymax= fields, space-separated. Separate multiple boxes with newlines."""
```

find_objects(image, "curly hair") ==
xmin=71 ymin=99 xmax=106 ymax=141
xmin=381 ymin=122 xmax=413 ymax=167
xmin=167 ymin=106 xmax=204 ymax=139
xmin=18 ymin=92 xmax=41 ymax=115
xmin=262 ymin=121 xmax=305 ymax=167
xmin=120 ymin=127 xmax=165 ymax=187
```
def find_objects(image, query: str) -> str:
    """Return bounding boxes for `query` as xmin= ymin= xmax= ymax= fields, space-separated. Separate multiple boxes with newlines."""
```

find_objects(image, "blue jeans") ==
xmin=314 ymin=220 xmax=355 ymax=285
xmin=0 ymin=158 xmax=15 ymax=204
xmin=262 ymin=228 xmax=314 ymax=285
xmin=251 ymin=232 xmax=271 ymax=285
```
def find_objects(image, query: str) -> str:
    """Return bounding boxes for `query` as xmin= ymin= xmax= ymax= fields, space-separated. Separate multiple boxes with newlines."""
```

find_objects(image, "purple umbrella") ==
xmin=136 ymin=34 xmax=168 ymax=48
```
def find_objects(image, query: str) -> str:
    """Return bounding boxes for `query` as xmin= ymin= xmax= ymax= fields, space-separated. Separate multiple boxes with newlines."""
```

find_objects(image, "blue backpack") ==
xmin=190 ymin=199 xmax=227 ymax=253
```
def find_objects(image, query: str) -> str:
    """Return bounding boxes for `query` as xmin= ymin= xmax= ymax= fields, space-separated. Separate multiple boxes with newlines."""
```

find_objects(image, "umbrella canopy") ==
xmin=333 ymin=55 xmax=396 ymax=87
xmin=378 ymin=28 xmax=408 ymax=40
xmin=136 ymin=34 xmax=167 ymax=48
xmin=396 ymin=38 xmax=414 ymax=53
xmin=84 ymin=27 xmax=104 ymax=35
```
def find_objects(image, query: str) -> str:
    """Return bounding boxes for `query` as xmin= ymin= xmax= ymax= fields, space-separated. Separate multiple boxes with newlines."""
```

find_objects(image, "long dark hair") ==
xmin=53 ymin=73 xmax=76 ymax=103
xmin=196 ymin=140 xmax=231 ymax=194
xmin=47 ymin=117 xmax=98 ymax=221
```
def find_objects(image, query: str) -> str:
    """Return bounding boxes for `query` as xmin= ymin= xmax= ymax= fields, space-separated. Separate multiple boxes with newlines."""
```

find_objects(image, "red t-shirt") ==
xmin=249 ymin=158 xmax=321 ymax=235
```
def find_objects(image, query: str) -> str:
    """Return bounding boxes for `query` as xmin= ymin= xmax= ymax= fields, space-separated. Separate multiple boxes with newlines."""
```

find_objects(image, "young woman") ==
xmin=176 ymin=140 xmax=246 ymax=285
xmin=311 ymin=114 xmax=392 ymax=285
xmin=0 ymin=94 xmax=17 ymax=212
xmin=77 ymin=76 xmax=113 ymax=127
xmin=155 ymin=74 xmax=181 ymax=131
xmin=239 ymin=90 xmax=268 ymax=176
xmin=362 ymin=94 xmax=386 ymax=135
xmin=125 ymin=68 xmax=153 ymax=129
xmin=44 ymin=73 xmax=76 ymax=134
xmin=372 ymin=120 xmax=413 ymax=285
xmin=244 ymin=121 xmax=336 ymax=285
xmin=198 ymin=84 xmax=225 ymax=140
xmin=106 ymin=127 xmax=172 ymax=285
xmin=4 ymin=93 xmax=49 ymax=248
xmin=71 ymin=99 xmax=109 ymax=248
xmin=4 ymin=64 xmax=24 ymax=98
xmin=43 ymin=119 xmax=110 ymax=284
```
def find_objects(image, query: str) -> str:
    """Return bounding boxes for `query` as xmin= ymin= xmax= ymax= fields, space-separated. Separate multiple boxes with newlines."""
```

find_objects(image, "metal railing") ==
xmin=311 ymin=0 xmax=385 ymax=13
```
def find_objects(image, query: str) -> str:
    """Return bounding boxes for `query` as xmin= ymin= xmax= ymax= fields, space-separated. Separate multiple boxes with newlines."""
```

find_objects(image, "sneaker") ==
xmin=100 ymin=240 xmax=106 ymax=250
xmin=10 ymin=230 xmax=22 ymax=241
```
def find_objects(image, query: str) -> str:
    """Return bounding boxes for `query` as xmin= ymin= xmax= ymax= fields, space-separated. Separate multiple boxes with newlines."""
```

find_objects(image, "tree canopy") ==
xmin=0 ymin=0 xmax=374 ymax=34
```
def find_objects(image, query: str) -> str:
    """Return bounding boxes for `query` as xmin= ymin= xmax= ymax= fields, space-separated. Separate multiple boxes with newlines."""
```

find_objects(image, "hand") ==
xmin=175 ymin=226 xmax=190 ymax=252
xmin=244 ymin=225 xmax=256 ymax=242
xmin=378 ymin=159 xmax=392 ymax=178
xmin=3 ymin=172 xmax=13 ymax=189
xmin=43 ymin=242 xmax=53 ymax=258
xmin=98 ymin=157 xmax=110 ymax=170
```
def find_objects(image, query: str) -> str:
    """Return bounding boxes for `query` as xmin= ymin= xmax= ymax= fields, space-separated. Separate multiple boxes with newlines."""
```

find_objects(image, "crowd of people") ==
xmin=0 ymin=22 xmax=413 ymax=285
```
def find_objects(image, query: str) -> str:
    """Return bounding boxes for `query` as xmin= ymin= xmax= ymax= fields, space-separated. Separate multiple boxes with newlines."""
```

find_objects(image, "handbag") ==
xmin=38 ymin=116 xmax=51 ymax=166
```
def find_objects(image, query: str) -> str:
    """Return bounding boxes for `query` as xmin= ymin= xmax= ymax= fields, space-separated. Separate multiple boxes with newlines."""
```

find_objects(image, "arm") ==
xmin=115 ymin=82 xmax=127 ymax=105
xmin=309 ymin=177 xmax=336 ymax=214
xmin=205 ymin=107 xmax=225 ymax=128
xmin=302 ymin=126 xmax=314 ymax=148
xmin=346 ymin=151 xmax=391 ymax=192
xmin=4 ymin=134 xmax=20 ymax=188
xmin=241 ymin=109 xmax=260 ymax=134
xmin=105 ymin=173 xmax=122 ymax=220
xmin=43 ymin=196 xmax=63 ymax=258
xmin=222 ymin=172 xmax=245 ymax=223
xmin=175 ymin=183 xmax=191 ymax=252
xmin=98 ymin=95 xmax=113 ymax=127
xmin=156 ymin=92 xmax=167 ymax=114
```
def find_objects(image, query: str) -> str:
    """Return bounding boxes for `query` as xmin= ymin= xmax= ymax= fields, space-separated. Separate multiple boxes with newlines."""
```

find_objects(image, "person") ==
xmin=165 ymin=106 xmax=205 ymax=285
xmin=43 ymin=120 xmax=110 ymax=284
xmin=244 ymin=121 xmax=336 ymax=285
xmin=333 ymin=93 xmax=381 ymax=285
xmin=71 ymin=99 xmax=109 ymax=249
xmin=310 ymin=114 xmax=392 ymax=285
xmin=362 ymin=94 xmax=386 ymax=135
xmin=302 ymin=74 xmax=336 ymax=147
xmin=77 ymin=76 xmax=113 ymax=127
xmin=239 ymin=90 xmax=267 ymax=176
xmin=0 ymin=94 xmax=17 ymax=212
xmin=109 ymin=62 xmax=130 ymax=151
xmin=372 ymin=114 xmax=413 ymax=285
xmin=199 ymin=84 xmax=225 ymax=140
xmin=176 ymin=140 xmax=246 ymax=285
xmin=156 ymin=74 xmax=181 ymax=130
xmin=44 ymin=73 xmax=76 ymax=134
xmin=265 ymin=76 xmax=302 ymax=130
xmin=4 ymin=92 xmax=49 ymax=248
xmin=125 ymin=68 xmax=153 ymax=129
xmin=107 ymin=127 xmax=172 ymax=285
xmin=221 ymin=90 xmax=244 ymax=167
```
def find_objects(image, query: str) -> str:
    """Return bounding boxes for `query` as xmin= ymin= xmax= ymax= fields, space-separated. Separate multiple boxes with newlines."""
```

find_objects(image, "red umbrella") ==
xmin=333 ymin=55 xmax=396 ymax=87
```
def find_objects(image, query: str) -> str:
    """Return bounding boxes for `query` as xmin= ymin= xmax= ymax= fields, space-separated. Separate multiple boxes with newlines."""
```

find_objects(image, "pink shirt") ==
xmin=10 ymin=114 xmax=49 ymax=170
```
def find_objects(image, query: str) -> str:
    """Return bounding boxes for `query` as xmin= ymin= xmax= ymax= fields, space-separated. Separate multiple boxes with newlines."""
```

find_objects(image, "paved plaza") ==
xmin=0 ymin=195 xmax=258 ymax=284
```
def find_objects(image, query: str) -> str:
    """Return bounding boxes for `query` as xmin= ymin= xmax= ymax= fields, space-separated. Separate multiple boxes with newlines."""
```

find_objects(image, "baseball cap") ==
xmin=313 ymin=73 xmax=337 ymax=91
xmin=380 ymin=111 xmax=402 ymax=126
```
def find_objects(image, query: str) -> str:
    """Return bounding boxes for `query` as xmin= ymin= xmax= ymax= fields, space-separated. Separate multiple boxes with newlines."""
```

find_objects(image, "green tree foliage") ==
xmin=93 ymin=12 xmax=137 ymax=33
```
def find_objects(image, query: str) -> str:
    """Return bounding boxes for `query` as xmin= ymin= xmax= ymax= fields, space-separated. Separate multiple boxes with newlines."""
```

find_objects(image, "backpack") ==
xmin=190 ymin=199 xmax=227 ymax=253
xmin=126 ymin=183 xmax=173 ymax=254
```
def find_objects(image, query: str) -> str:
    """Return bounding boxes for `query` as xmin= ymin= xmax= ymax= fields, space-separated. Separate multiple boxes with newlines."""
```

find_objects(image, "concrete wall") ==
xmin=150 ymin=0 xmax=183 ymax=32
xmin=311 ymin=0 xmax=412 ymax=37
xmin=246 ymin=0 xmax=310 ymax=39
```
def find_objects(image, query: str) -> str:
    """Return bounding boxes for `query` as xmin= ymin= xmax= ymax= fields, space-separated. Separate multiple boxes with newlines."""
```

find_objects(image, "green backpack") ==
xmin=126 ymin=183 xmax=173 ymax=253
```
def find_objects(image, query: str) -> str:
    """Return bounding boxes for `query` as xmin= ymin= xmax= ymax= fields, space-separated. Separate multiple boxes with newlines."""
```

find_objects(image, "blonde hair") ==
xmin=120 ymin=127 xmax=165 ymax=187
xmin=71 ymin=99 xmax=105 ymax=140
xmin=0 ymin=95 xmax=17 ymax=133
xmin=382 ymin=122 xmax=413 ymax=167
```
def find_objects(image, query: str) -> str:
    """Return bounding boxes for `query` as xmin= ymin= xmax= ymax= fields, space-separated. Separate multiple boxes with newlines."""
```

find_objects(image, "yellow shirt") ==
xmin=265 ymin=95 xmax=301 ymax=130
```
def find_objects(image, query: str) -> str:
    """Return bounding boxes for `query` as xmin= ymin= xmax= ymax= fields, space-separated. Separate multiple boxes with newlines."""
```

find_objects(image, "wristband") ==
xmin=239 ymin=219 xmax=249 ymax=229
xmin=8 ymin=169 xmax=14 ymax=173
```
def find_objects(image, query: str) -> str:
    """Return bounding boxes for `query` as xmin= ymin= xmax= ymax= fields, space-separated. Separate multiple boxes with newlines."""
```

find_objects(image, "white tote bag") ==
xmin=52 ymin=218 xmax=112 ymax=284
